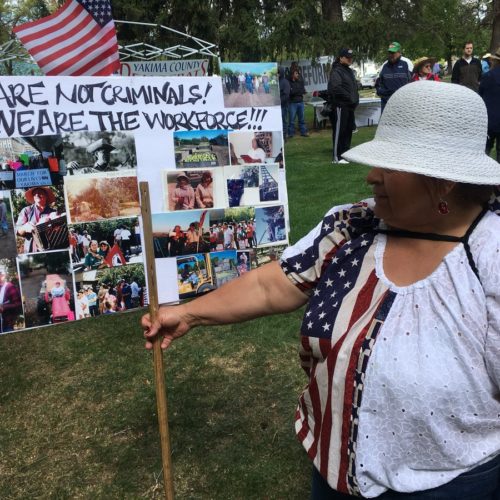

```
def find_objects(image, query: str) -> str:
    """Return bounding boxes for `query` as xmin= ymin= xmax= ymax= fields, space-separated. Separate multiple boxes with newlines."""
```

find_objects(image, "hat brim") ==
xmin=342 ymin=139 xmax=500 ymax=185
xmin=25 ymin=187 xmax=56 ymax=204
xmin=387 ymin=48 xmax=400 ymax=53
xmin=414 ymin=58 xmax=436 ymax=71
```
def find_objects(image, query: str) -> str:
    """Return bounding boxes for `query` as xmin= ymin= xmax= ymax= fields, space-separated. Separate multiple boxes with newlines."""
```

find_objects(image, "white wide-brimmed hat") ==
xmin=343 ymin=81 xmax=500 ymax=184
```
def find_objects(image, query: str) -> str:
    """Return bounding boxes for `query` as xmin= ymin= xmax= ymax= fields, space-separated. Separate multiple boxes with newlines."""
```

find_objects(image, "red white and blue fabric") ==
xmin=13 ymin=0 xmax=119 ymax=76
xmin=280 ymin=199 xmax=500 ymax=497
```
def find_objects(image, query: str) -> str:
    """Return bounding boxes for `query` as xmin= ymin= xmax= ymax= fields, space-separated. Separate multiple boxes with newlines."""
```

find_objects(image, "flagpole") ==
xmin=139 ymin=182 xmax=175 ymax=500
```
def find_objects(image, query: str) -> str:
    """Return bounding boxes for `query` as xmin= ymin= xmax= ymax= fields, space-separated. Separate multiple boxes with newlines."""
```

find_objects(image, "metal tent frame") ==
xmin=115 ymin=20 xmax=219 ymax=61
xmin=0 ymin=20 xmax=218 ymax=68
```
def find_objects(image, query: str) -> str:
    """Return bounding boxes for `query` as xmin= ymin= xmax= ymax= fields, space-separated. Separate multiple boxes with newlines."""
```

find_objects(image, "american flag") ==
xmin=281 ymin=202 xmax=396 ymax=495
xmin=13 ymin=0 xmax=120 ymax=76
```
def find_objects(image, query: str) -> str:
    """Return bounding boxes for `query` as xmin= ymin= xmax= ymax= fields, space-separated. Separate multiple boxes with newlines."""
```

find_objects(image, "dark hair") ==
xmin=463 ymin=41 xmax=473 ymax=48
xmin=452 ymin=183 xmax=494 ymax=206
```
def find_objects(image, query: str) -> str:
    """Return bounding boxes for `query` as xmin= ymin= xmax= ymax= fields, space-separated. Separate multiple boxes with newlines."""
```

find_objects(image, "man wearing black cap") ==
xmin=327 ymin=48 xmax=359 ymax=164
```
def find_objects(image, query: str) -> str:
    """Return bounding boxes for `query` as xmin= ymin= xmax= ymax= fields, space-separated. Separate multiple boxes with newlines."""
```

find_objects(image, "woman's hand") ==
xmin=142 ymin=305 xmax=192 ymax=350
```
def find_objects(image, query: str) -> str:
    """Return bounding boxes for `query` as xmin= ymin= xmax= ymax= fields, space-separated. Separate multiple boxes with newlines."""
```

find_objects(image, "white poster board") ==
xmin=0 ymin=73 xmax=287 ymax=334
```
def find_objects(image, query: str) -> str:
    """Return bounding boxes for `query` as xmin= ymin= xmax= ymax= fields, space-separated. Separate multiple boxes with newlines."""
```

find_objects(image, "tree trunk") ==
xmin=490 ymin=0 xmax=500 ymax=52
xmin=322 ymin=0 xmax=343 ymax=23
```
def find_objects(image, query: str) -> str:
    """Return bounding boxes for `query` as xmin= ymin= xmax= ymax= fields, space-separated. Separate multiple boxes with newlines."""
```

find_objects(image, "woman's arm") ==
xmin=142 ymin=260 xmax=308 ymax=350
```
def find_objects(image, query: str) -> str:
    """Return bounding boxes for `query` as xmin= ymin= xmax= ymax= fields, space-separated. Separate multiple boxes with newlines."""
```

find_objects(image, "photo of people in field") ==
xmin=220 ymin=62 xmax=280 ymax=108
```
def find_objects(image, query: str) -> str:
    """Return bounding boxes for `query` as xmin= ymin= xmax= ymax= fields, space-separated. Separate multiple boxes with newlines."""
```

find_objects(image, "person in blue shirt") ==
xmin=375 ymin=41 xmax=412 ymax=113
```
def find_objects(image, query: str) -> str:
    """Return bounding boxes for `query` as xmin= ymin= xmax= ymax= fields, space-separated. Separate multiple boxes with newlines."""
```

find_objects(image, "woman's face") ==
xmin=202 ymin=175 xmax=212 ymax=185
xmin=420 ymin=62 xmax=432 ymax=76
xmin=33 ymin=189 xmax=47 ymax=208
xmin=100 ymin=243 xmax=108 ymax=251
xmin=90 ymin=242 xmax=98 ymax=251
xmin=366 ymin=167 xmax=438 ymax=229
xmin=179 ymin=178 xmax=188 ymax=187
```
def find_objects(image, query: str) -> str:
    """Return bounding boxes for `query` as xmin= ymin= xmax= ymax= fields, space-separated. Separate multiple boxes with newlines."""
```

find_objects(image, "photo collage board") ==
xmin=0 ymin=131 xmax=145 ymax=333
xmin=0 ymin=67 xmax=286 ymax=333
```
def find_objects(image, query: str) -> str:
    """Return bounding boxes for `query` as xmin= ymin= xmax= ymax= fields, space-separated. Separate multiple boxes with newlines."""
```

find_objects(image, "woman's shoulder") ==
xmin=282 ymin=199 xmax=377 ymax=259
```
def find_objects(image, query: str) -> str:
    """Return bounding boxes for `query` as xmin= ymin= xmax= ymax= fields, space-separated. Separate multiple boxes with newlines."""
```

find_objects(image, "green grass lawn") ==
xmin=1 ymin=124 xmax=374 ymax=499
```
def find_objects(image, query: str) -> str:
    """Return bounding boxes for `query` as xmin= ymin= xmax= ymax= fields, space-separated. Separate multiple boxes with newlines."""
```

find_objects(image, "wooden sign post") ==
xmin=140 ymin=181 xmax=175 ymax=500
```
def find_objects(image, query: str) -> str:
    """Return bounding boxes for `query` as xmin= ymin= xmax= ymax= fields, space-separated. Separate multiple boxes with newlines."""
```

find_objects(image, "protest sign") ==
xmin=0 ymin=71 xmax=287 ymax=335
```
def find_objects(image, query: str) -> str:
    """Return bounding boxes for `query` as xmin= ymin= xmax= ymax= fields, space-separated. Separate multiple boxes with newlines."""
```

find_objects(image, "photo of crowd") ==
xmin=69 ymin=217 xmax=142 ymax=272
xmin=174 ymin=130 xmax=230 ymax=168
xmin=62 ymin=131 xmax=136 ymax=177
xmin=75 ymin=263 xmax=145 ymax=317
xmin=220 ymin=62 xmax=280 ymax=107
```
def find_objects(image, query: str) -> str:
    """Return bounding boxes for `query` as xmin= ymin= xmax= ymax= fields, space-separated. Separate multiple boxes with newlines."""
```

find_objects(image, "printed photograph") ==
xmin=174 ymin=130 xmax=230 ymax=168
xmin=256 ymin=244 xmax=288 ymax=266
xmin=74 ymin=263 xmax=146 ymax=317
xmin=210 ymin=250 xmax=239 ymax=286
xmin=225 ymin=164 xmax=280 ymax=207
xmin=0 ymin=191 xmax=17 ymax=260
xmin=152 ymin=210 xmax=211 ymax=258
xmin=229 ymin=131 xmax=283 ymax=165
xmin=210 ymin=207 xmax=256 ymax=250
xmin=18 ymin=251 xmax=75 ymax=328
xmin=255 ymin=205 xmax=287 ymax=246
xmin=164 ymin=169 xmax=224 ymax=211
xmin=11 ymin=185 xmax=68 ymax=255
xmin=65 ymin=174 xmax=140 ymax=223
xmin=176 ymin=253 xmax=216 ymax=299
xmin=0 ymin=257 xmax=25 ymax=334
xmin=258 ymin=164 xmax=280 ymax=202
xmin=220 ymin=62 xmax=280 ymax=107
xmin=69 ymin=217 xmax=142 ymax=272
xmin=62 ymin=131 xmax=136 ymax=176
xmin=236 ymin=249 xmax=257 ymax=275
xmin=0 ymin=135 xmax=66 ymax=189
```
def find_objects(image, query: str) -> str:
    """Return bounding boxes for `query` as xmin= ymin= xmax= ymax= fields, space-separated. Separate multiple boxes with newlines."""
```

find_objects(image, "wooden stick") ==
xmin=139 ymin=181 xmax=175 ymax=500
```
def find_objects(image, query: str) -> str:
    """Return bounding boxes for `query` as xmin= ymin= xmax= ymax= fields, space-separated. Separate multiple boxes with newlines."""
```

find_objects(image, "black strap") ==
xmin=374 ymin=206 xmax=489 ymax=283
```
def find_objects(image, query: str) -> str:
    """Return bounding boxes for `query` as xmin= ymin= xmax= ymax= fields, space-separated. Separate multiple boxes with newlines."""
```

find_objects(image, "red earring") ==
xmin=438 ymin=199 xmax=449 ymax=215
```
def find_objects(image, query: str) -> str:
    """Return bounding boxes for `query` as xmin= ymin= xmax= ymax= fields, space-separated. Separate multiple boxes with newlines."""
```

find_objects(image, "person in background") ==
xmin=411 ymin=57 xmax=440 ymax=82
xmin=479 ymin=47 xmax=500 ymax=163
xmin=134 ymin=220 xmax=141 ymax=246
xmin=482 ymin=53 xmax=492 ymax=74
xmin=0 ymin=266 xmax=22 ymax=334
xmin=451 ymin=41 xmax=482 ymax=92
xmin=288 ymin=68 xmax=309 ymax=138
xmin=0 ymin=197 xmax=8 ymax=236
xmin=279 ymin=67 xmax=290 ymax=137
xmin=327 ymin=48 xmax=360 ymax=164
xmin=143 ymin=81 xmax=500 ymax=500
xmin=121 ymin=279 xmax=132 ymax=310
xmin=84 ymin=240 xmax=105 ymax=270
xmin=85 ymin=286 xmax=98 ymax=317
xmin=131 ymin=279 xmax=141 ymax=308
xmin=376 ymin=41 xmax=412 ymax=113
xmin=119 ymin=224 xmax=132 ymax=257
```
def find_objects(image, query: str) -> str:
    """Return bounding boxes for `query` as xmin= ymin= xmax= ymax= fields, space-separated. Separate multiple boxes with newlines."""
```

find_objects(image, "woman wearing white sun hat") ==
xmin=143 ymin=81 xmax=500 ymax=499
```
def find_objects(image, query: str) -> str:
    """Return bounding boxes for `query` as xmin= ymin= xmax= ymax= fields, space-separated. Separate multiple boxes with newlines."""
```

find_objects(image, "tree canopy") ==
xmin=1 ymin=0 xmax=499 ymax=74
